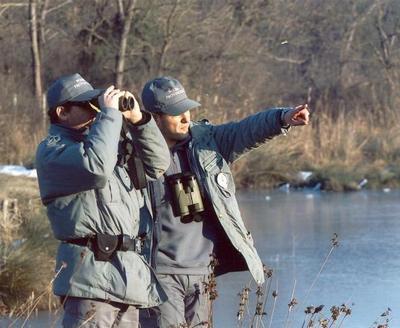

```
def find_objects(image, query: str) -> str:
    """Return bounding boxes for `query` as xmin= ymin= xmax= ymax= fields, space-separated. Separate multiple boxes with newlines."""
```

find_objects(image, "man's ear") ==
xmin=55 ymin=106 xmax=69 ymax=122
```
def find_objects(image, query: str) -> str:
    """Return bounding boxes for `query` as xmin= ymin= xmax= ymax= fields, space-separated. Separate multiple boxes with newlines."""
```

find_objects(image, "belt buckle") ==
xmin=120 ymin=234 xmax=145 ymax=253
xmin=134 ymin=238 xmax=143 ymax=253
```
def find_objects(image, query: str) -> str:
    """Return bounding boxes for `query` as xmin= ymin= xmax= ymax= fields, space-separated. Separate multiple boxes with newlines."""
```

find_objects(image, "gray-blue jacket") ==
xmin=35 ymin=108 xmax=169 ymax=307
xmin=187 ymin=108 xmax=290 ymax=284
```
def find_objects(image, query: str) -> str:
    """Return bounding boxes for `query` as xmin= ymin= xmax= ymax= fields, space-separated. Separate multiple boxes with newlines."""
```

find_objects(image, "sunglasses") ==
xmin=65 ymin=101 xmax=100 ymax=113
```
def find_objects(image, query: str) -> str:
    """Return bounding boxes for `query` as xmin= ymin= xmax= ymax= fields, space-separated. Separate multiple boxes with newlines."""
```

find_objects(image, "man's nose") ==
xmin=180 ymin=111 xmax=190 ymax=123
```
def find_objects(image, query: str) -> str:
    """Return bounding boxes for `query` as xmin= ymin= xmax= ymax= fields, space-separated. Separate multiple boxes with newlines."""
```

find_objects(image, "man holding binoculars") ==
xmin=35 ymin=73 xmax=170 ymax=327
xmin=139 ymin=76 xmax=310 ymax=327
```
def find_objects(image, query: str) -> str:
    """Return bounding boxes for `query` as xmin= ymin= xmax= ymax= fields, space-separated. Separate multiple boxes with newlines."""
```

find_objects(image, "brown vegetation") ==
xmin=0 ymin=2 xmax=399 ymax=321
xmin=233 ymin=111 xmax=400 ymax=190
xmin=0 ymin=175 xmax=58 ymax=314
xmin=0 ymin=1 xmax=399 ymax=190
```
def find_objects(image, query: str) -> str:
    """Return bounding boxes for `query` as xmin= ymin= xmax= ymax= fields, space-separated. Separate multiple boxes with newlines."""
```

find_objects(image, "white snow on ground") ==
xmin=0 ymin=165 xmax=37 ymax=178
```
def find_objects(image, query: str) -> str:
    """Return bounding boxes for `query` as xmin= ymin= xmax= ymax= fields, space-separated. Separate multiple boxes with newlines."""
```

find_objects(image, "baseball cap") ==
xmin=141 ymin=76 xmax=200 ymax=116
xmin=47 ymin=73 xmax=103 ymax=112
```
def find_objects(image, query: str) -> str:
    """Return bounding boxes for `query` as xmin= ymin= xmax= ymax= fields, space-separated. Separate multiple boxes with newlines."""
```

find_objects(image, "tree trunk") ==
xmin=29 ymin=0 xmax=43 ymax=117
xmin=115 ymin=0 xmax=136 ymax=87
xmin=157 ymin=0 xmax=180 ymax=75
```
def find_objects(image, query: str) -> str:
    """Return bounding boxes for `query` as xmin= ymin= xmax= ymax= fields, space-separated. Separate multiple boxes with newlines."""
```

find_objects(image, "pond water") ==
xmin=214 ymin=189 xmax=400 ymax=328
xmin=2 ymin=189 xmax=399 ymax=327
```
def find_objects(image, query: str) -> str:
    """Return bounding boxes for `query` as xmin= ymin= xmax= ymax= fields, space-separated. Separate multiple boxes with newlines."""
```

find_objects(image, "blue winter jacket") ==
xmin=35 ymin=108 xmax=169 ymax=307
xmin=187 ymin=107 xmax=291 ymax=284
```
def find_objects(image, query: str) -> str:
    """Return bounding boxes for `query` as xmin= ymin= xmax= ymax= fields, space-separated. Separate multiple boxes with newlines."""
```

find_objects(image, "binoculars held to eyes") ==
xmin=167 ymin=173 xmax=205 ymax=221
xmin=118 ymin=96 xmax=136 ymax=112
xmin=89 ymin=94 xmax=136 ymax=112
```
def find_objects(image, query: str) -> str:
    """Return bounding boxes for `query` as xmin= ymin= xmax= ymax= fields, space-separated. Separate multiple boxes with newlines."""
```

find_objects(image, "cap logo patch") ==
xmin=72 ymin=78 xmax=89 ymax=89
xmin=165 ymin=88 xmax=184 ymax=99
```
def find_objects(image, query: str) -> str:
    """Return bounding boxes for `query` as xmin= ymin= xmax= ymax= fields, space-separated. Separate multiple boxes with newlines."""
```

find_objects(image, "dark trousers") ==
xmin=139 ymin=274 xmax=211 ymax=328
xmin=62 ymin=297 xmax=138 ymax=328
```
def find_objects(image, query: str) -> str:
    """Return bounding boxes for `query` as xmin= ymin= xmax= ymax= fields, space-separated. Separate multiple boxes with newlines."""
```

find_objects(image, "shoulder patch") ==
xmin=45 ymin=135 xmax=65 ymax=150
xmin=46 ymin=135 xmax=60 ymax=147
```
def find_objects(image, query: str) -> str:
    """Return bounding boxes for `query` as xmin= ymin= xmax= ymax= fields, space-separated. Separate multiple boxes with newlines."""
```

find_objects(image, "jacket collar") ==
xmin=189 ymin=121 xmax=212 ymax=146
xmin=170 ymin=135 xmax=191 ymax=152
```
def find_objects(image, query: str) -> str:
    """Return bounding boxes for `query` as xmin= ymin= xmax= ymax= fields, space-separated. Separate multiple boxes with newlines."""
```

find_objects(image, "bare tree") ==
xmin=115 ymin=0 xmax=137 ymax=87
xmin=29 ymin=0 xmax=43 ymax=116
xmin=1 ymin=0 xmax=400 ymax=165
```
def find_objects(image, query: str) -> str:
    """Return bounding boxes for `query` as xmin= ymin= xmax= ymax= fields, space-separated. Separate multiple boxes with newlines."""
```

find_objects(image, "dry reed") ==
xmin=233 ymin=111 xmax=400 ymax=191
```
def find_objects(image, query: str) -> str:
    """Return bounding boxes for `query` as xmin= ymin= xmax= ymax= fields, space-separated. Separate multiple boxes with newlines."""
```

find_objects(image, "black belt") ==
xmin=63 ymin=234 xmax=145 ymax=254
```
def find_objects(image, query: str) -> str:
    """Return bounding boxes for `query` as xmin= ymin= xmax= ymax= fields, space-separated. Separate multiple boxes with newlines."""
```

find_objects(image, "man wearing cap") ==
xmin=139 ymin=76 xmax=310 ymax=327
xmin=35 ymin=73 xmax=170 ymax=327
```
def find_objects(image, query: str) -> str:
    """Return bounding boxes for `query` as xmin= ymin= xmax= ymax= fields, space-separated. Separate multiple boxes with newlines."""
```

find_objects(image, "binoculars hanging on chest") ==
xmin=167 ymin=173 xmax=205 ymax=221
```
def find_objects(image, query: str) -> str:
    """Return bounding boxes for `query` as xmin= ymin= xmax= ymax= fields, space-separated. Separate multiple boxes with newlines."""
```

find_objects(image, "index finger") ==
xmin=296 ymin=104 xmax=311 ymax=114
xmin=103 ymin=85 xmax=115 ymax=95
xmin=124 ymin=91 xmax=135 ymax=99
xmin=294 ymin=104 xmax=308 ymax=111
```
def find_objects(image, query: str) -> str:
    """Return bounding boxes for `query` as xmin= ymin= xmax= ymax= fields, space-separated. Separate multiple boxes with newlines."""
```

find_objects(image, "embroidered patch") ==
xmin=46 ymin=135 xmax=61 ymax=147
xmin=216 ymin=173 xmax=228 ymax=189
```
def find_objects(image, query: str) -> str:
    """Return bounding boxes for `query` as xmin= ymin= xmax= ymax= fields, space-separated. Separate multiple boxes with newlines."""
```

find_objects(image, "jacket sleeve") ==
xmin=36 ymin=108 xmax=123 ymax=202
xmin=126 ymin=113 xmax=170 ymax=180
xmin=211 ymin=108 xmax=291 ymax=163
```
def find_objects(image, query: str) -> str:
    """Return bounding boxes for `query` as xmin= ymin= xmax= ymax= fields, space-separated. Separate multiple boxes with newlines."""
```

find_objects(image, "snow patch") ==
xmin=0 ymin=165 xmax=37 ymax=178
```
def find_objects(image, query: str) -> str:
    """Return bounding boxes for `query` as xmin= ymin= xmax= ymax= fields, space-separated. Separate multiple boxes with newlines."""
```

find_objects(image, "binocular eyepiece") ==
xmin=89 ymin=93 xmax=136 ymax=112
xmin=167 ymin=173 xmax=205 ymax=221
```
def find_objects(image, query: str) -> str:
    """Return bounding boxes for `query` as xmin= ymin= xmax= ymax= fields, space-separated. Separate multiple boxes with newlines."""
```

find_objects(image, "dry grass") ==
xmin=0 ymin=174 xmax=41 ymax=204
xmin=0 ymin=229 xmax=58 ymax=312
xmin=234 ymin=112 xmax=400 ymax=191
xmin=0 ymin=109 xmax=45 ymax=167
xmin=0 ymin=176 xmax=58 ymax=314
xmin=2 ymin=107 xmax=400 ymax=191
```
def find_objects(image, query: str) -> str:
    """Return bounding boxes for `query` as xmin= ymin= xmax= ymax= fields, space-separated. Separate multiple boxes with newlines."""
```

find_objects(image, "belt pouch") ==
xmin=93 ymin=234 xmax=119 ymax=261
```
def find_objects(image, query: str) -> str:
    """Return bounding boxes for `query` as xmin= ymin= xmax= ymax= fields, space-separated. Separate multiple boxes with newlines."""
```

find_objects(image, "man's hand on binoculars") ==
xmin=121 ymin=91 xmax=143 ymax=124
xmin=99 ymin=85 xmax=125 ymax=111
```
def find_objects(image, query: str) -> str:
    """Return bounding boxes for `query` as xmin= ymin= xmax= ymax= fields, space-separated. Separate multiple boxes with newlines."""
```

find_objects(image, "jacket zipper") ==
xmin=188 ymin=141 xmax=208 ymax=198
xmin=148 ymin=181 xmax=158 ymax=268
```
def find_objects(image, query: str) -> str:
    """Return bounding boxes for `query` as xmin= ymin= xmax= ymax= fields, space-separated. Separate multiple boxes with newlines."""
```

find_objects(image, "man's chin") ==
xmin=177 ymin=132 xmax=189 ymax=141
xmin=174 ymin=132 xmax=189 ymax=141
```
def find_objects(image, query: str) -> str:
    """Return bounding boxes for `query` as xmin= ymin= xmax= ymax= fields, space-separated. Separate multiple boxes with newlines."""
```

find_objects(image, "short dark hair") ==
xmin=48 ymin=103 xmax=78 ymax=124
xmin=48 ymin=108 xmax=59 ymax=124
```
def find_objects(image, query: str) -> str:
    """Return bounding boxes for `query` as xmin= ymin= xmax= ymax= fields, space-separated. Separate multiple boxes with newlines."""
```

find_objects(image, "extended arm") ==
xmin=212 ymin=105 xmax=309 ymax=163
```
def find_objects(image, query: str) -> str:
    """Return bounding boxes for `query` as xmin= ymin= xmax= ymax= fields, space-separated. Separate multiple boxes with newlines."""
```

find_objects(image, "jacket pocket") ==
xmin=96 ymin=172 xmax=121 ymax=204
xmin=203 ymin=153 xmax=223 ymax=172
xmin=47 ymin=192 xmax=96 ymax=239
xmin=115 ymin=252 xmax=166 ymax=306
xmin=54 ymin=244 xmax=111 ymax=296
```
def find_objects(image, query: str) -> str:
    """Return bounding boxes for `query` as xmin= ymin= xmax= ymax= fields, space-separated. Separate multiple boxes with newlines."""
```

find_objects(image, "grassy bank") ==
xmin=233 ymin=112 xmax=400 ymax=191
xmin=0 ymin=175 xmax=58 ymax=315
xmin=3 ymin=111 xmax=400 ymax=192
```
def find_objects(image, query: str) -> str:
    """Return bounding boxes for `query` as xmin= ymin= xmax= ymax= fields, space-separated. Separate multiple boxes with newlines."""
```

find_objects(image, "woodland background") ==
xmin=1 ymin=0 xmax=400 ymax=189
xmin=1 ymin=0 xmax=400 ymax=318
